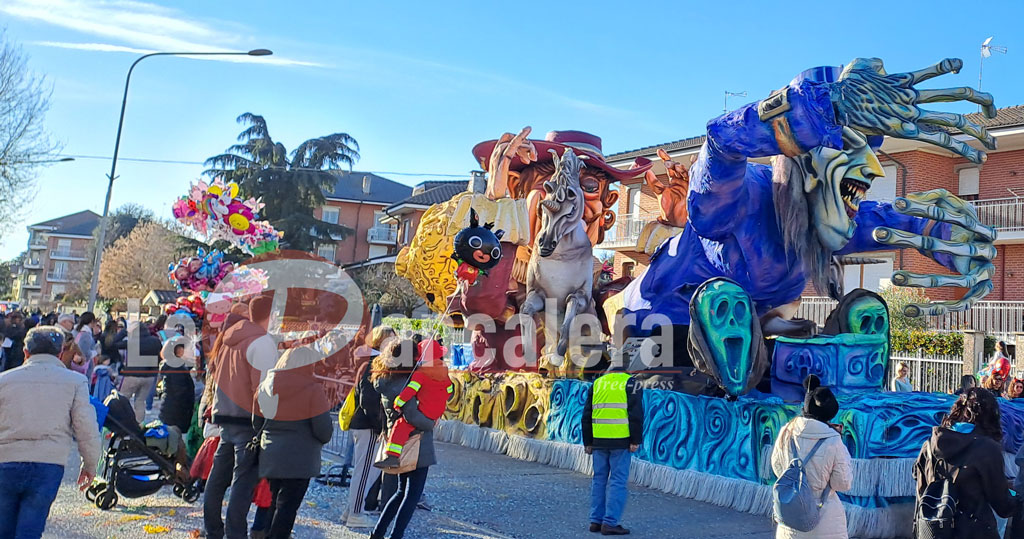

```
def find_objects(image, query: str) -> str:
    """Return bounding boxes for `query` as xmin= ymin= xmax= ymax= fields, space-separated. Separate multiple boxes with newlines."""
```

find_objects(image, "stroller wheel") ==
xmin=183 ymin=485 xmax=201 ymax=503
xmin=95 ymin=488 xmax=118 ymax=510
xmin=85 ymin=483 xmax=103 ymax=503
xmin=172 ymin=483 xmax=184 ymax=498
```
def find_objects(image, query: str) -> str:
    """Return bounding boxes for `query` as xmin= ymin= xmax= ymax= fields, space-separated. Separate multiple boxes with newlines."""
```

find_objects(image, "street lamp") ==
xmin=87 ymin=49 xmax=273 ymax=311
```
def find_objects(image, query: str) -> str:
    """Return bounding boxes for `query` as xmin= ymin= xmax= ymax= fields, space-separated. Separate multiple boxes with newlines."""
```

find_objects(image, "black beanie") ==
xmin=802 ymin=374 xmax=839 ymax=423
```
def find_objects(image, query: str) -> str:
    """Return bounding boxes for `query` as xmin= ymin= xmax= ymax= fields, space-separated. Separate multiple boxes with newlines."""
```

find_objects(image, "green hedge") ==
xmin=890 ymin=329 xmax=963 ymax=356
xmin=381 ymin=317 xmax=460 ymax=342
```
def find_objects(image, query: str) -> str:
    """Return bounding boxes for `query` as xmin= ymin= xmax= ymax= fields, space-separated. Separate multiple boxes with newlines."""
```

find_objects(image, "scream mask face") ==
xmin=845 ymin=295 xmax=889 ymax=336
xmin=688 ymin=278 xmax=765 ymax=397
xmin=802 ymin=128 xmax=885 ymax=252
xmin=453 ymin=208 xmax=504 ymax=271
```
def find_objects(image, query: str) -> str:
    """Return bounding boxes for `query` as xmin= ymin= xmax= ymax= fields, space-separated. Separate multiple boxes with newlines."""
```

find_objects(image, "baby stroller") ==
xmin=85 ymin=391 xmax=200 ymax=510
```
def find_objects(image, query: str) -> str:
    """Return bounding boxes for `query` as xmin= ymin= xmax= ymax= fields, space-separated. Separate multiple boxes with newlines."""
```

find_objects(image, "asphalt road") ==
xmin=46 ymin=439 xmax=775 ymax=538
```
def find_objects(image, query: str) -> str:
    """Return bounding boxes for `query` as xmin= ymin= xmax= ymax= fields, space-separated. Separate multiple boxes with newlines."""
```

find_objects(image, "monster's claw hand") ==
xmin=873 ymin=189 xmax=997 ymax=317
xmin=832 ymin=58 xmax=996 ymax=164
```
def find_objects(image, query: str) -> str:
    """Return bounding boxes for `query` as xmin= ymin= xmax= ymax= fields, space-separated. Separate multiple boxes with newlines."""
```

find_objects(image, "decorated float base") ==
xmin=442 ymin=372 xmax=1024 ymax=539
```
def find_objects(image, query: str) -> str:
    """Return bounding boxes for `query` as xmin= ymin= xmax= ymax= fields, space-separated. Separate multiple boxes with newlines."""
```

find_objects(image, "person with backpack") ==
xmin=770 ymin=375 xmax=852 ymax=538
xmin=913 ymin=387 xmax=1020 ymax=538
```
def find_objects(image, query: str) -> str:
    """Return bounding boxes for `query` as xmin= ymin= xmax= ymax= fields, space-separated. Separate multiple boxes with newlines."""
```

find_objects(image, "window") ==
xmin=321 ymin=207 xmax=340 ymax=224
xmin=50 ymin=284 xmax=65 ymax=299
xmin=628 ymin=186 xmax=642 ymax=216
xmin=317 ymin=244 xmax=336 ymax=262
xmin=958 ymin=167 xmax=980 ymax=200
xmin=52 ymin=261 xmax=69 ymax=276
xmin=622 ymin=262 xmax=635 ymax=278
xmin=403 ymin=219 xmax=411 ymax=245
xmin=869 ymin=165 xmax=898 ymax=202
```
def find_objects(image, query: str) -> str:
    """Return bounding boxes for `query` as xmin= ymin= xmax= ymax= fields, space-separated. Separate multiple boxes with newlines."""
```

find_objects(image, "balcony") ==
xmin=973 ymin=197 xmax=1024 ymax=242
xmin=50 ymin=248 xmax=87 ymax=260
xmin=600 ymin=213 xmax=657 ymax=250
xmin=22 ymin=279 xmax=41 ymax=289
xmin=46 ymin=272 xmax=71 ymax=283
xmin=367 ymin=226 xmax=398 ymax=244
xmin=29 ymin=240 xmax=46 ymax=250
xmin=22 ymin=259 xmax=41 ymax=269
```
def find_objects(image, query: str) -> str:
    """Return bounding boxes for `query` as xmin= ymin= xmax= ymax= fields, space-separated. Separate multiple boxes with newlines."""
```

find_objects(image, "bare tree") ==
xmin=0 ymin=31 xmax=59 ymax=235
xmin=351 ymin=262 xmax=423 ymax=317
xmin=98 ymin=221 xmax=179 ymax=301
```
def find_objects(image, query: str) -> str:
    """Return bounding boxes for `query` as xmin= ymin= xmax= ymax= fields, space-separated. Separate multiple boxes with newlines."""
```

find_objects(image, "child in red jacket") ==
xmin=376 ymin=339 xmax=453 ymax=469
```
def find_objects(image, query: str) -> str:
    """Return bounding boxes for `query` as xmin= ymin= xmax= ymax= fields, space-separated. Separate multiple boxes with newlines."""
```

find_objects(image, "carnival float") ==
xmin=396 ymin=57 xmax=1024 ymax=538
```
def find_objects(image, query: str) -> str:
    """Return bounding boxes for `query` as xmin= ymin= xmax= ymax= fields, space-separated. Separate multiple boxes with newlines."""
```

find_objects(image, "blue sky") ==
xmin=2 ymin=0 xmax=1023 ymax=259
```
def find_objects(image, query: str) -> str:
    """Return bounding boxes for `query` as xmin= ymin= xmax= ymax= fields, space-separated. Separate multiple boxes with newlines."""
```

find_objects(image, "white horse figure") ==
xmin=521 ymin=147 xmax=596 ymax=376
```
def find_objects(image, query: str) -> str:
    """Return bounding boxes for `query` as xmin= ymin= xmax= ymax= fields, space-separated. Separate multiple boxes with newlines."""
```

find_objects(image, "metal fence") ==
xmin=600 ymin=213 xmax=658 ymax=249
xmin=975 ymin=196 xmax=1024 ymax=233
xmin=890 ymin=351 xmax=964 ymax=394
xmin=797 ymin=296 xmax=1024 ymax=341
xmin=323 ymin=411 xmax=348 ymax=457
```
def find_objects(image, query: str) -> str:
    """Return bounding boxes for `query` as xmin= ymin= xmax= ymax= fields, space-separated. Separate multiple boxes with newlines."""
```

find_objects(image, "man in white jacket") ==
xmin=0 ymin=326 xmax=101 ymax=538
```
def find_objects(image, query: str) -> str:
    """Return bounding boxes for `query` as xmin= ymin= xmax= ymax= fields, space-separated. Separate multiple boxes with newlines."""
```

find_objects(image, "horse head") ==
xmin=536 ymin=148 xmax=586 ymax=257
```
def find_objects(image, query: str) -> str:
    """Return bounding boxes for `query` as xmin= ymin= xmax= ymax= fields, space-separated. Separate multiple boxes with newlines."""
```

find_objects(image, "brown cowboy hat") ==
xmin=472 ymin=130 xmax=652 ymax=182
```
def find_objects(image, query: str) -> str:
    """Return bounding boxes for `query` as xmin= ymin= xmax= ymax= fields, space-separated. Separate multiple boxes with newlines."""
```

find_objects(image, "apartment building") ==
xmin=314 ymin=171 xmax=413 ymax=266
xmin=12 ymin=210 xmax=100 ymax=307
xmin=381 ymin=180 xmax=468 ymax=247
xmin=601 ymin=105 xmax=1024 ymax=302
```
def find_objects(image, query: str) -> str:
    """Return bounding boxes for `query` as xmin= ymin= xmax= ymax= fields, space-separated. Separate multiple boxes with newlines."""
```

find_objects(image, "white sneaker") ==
xmin=345 ymin=514 xmax=378 ymax=529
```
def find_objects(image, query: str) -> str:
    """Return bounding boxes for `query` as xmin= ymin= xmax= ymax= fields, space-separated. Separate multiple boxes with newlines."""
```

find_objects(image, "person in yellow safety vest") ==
xmin=582 ymin=367 xmax=644 ymax=536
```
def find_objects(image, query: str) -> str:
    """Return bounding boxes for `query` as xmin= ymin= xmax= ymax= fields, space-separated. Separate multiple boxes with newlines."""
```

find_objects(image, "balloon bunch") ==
xmin=168 ymin=248 xmax=235 ymax=293
xmin=205 ymin=266 xmax=270 ymax=328
xmin=164 ymin=294 xmax=205 ymax=318
xmin=172 ymin=179 xmax=282 ymax=255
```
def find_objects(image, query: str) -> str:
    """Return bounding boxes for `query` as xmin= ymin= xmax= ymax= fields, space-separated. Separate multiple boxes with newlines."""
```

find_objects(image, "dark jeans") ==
xmin=365 ymin=472 xmax=398 ymax=512
xmin=0 ymin=462 xmax=64 ymax=539
xmin=203 ymin=424 xmax=260 ymax=539
xmin=265 ymin=478 xmax=310 ymax=539
xmin=372 ymin=467 xmax=429 ymax=539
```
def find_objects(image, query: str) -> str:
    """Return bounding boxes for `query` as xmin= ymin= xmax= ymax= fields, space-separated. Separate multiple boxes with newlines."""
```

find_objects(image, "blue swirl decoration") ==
xmin=543 ymin=381 xmax=1024 ymax=471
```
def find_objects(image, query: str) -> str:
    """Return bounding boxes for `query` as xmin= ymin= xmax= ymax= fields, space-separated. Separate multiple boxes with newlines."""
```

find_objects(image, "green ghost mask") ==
xmin=688 ymin=278 xmax=766 ymax=396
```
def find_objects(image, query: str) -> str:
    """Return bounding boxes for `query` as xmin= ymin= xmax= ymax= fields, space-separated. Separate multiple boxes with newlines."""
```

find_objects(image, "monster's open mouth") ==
xmin=724 ymin=337 xmax=744 ymax=380
xmin=840 ymin=177 xmax=870 ymax=218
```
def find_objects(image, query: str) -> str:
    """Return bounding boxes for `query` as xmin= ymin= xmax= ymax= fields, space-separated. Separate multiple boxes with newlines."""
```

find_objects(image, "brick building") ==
xmin=601 ymin=105 xmax=1024 ymax=303
xmin=314 ymin=171 xmax=468 ymax=268
xmin=12 ymin=210 xmax=100 ymax=307
xmin=313 ymin=171 xmax=412 ymax=266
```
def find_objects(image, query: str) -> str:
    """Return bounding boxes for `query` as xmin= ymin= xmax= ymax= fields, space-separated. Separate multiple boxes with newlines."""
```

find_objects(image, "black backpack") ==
xmin=916 ymin=458 xmax=961 ymax=539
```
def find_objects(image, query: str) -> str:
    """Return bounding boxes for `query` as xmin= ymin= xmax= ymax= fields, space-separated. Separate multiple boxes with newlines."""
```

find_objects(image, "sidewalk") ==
xmin=46 ymin=440 xmax=775 ymax=538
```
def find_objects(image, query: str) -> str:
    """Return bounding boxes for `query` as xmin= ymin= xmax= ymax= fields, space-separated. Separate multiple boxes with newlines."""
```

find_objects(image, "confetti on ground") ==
xmin=118 ymin=515 xmax=148 ymax=523
xmin=188 ymin=530 xmax=202 ymax=539
xmin=80 ymin=511 xmax=94 ymax=516
xmin=143 ymin=524 xmax=171 ymax=533
xmin=306 ymin=500 xmax=317 ymax=508
xmin=166 ymin=509 xmax=176 ymax=516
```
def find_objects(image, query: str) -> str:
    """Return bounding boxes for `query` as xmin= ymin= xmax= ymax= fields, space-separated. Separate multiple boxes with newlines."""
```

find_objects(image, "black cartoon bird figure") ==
xmin=451 ymin=208 xmax=504 ymax=286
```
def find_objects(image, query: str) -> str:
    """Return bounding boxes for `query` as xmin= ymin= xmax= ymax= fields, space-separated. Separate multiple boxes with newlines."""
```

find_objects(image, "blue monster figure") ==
xmin=623 ymin=58 xmax=997 ymax=386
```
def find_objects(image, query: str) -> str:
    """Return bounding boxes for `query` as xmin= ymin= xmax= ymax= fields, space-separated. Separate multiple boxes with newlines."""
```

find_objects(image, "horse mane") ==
xmin=549 ymin=148 xmax=586 ymax=195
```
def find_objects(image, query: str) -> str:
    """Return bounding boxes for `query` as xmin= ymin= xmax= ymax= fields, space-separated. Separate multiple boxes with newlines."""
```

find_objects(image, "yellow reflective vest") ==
xmin=591 ymin=372 xmax=631 ymax=440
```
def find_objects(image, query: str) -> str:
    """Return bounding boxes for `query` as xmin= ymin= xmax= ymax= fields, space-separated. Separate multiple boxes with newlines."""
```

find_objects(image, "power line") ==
xmin=58 ymin=154 xmax=470 ymax=178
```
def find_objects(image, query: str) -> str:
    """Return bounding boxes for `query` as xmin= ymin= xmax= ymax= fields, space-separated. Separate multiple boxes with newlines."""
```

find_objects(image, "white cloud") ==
xmin=4 ymin=0 xmax=322 ymax=68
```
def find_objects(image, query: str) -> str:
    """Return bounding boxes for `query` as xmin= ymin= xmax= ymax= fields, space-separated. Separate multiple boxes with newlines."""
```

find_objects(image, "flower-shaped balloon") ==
xmin=224 ymin=201 xmax=255 ymax=235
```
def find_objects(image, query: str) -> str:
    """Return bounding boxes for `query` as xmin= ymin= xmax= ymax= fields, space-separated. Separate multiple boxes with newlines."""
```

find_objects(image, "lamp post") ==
xmin=87 ymin=49 xmax=273 ymax=311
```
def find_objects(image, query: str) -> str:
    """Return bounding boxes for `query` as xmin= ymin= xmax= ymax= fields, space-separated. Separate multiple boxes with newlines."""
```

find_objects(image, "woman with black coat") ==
xmin=369 ymin=338 xmax=437 ymax=539
xmin=913 ymin=387 xmax=1021 ymax=538
xmin=159 ymin=337 xmax=195 ymax=437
